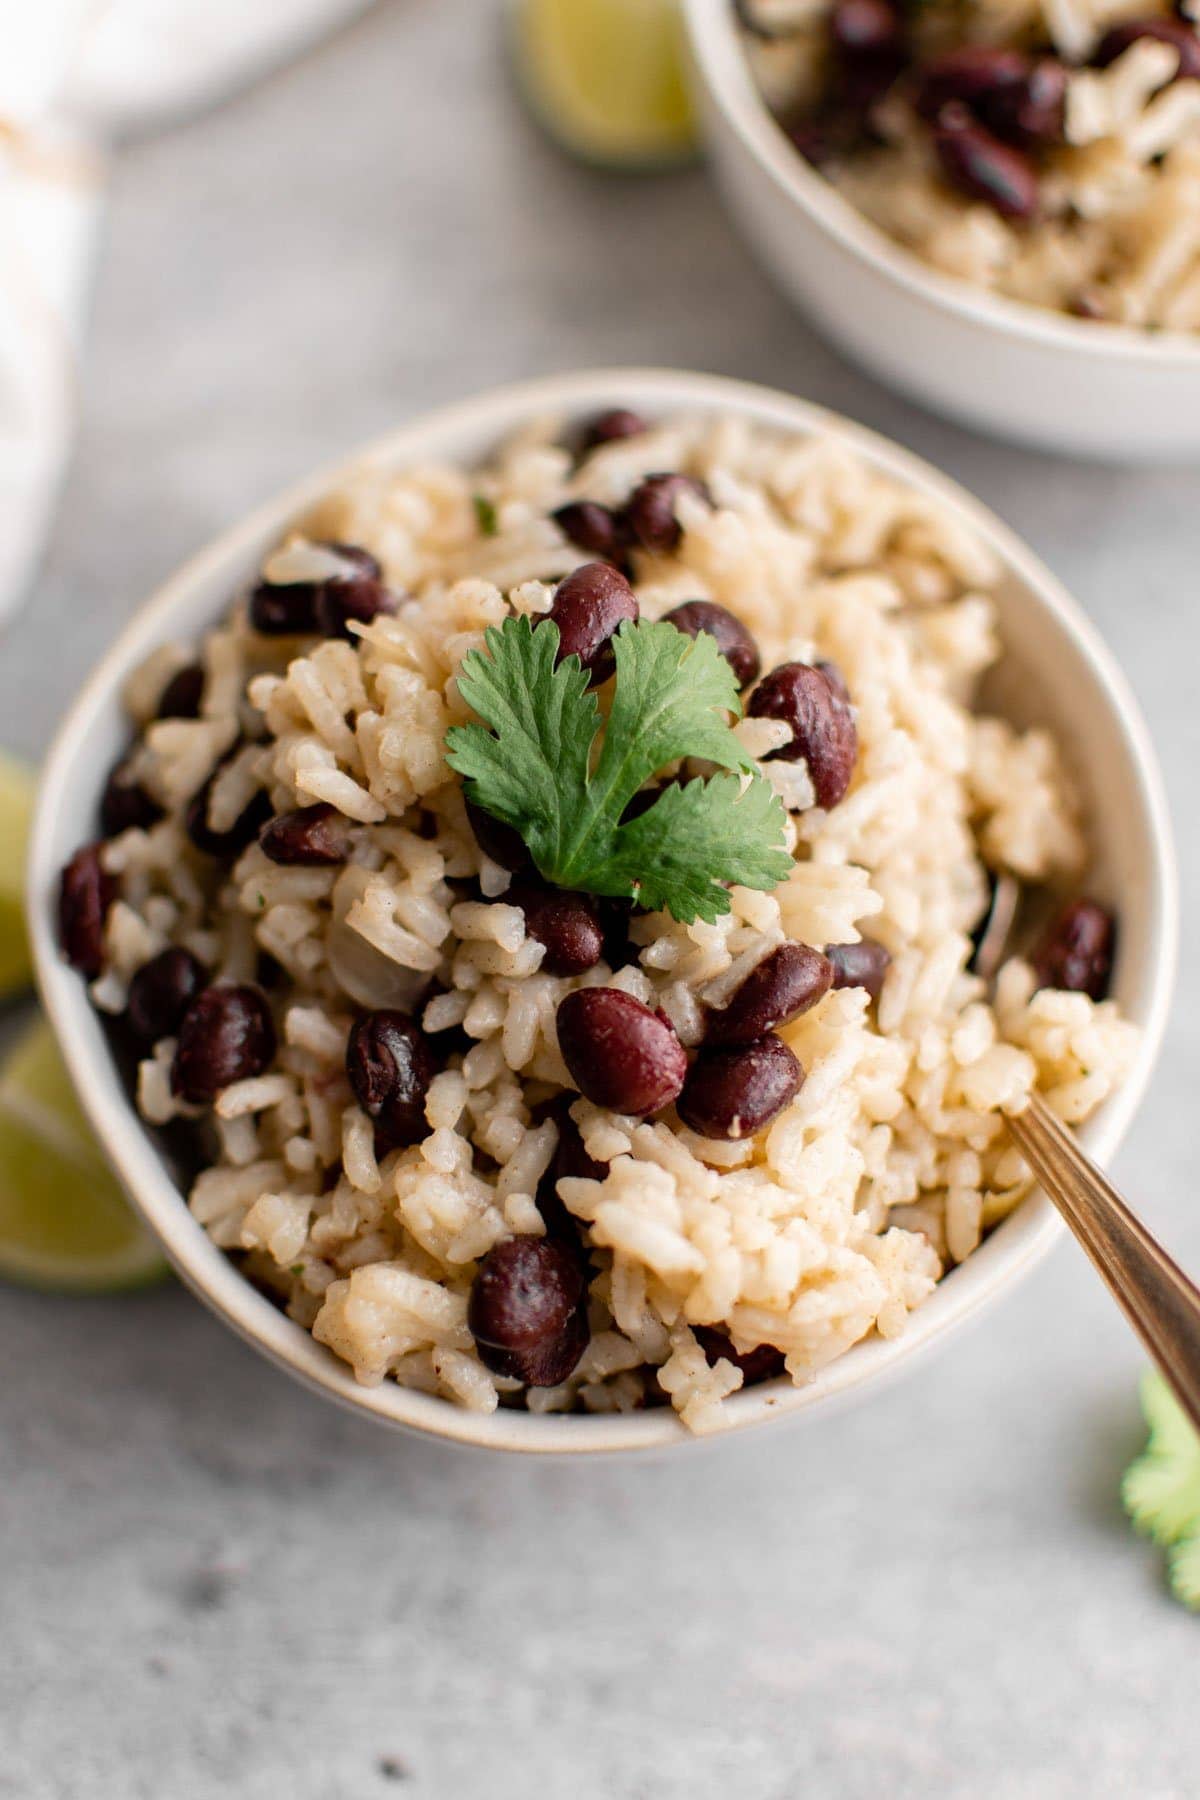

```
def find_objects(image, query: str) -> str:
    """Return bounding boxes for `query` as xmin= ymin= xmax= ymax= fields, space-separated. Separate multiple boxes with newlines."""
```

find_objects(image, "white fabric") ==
xmin=0 ymin=0 xmax=369 ymax=627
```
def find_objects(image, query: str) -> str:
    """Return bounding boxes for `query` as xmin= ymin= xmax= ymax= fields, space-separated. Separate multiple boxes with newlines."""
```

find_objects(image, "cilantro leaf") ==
xmin=448 ymin=613 xmax=597 ymax=868
xmin=597 ymin=771 xmax=792 ymax=925
xmin=472 ymin=494 xmax=498 ymax=537
xmin=598 ymin=618 xmax=757 ymax=792
xmin=445 ymin=614 xmax=791 ymax=922
xmin=1122 ymin=1370 xmax=1200 ymax=1611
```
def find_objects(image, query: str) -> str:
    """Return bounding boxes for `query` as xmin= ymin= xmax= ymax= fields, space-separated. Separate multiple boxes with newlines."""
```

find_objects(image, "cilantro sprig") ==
xmin=1122 ymin=1370 xmax=1200 ymax=1611
xmin=445 ymin=614 xmax=791 ymax=923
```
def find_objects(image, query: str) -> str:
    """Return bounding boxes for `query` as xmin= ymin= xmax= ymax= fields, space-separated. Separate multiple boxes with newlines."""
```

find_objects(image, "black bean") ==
xmin=662 ymin=600 xmax=762 ymax=689
xmin=185 ymin=775 xmax=273 ymax=859
xmin=58 ymin=843 xmax=117 ymax=979
xmin=707 ymin=942 xmax=833 ymax=1045
xmin=693 ymin=1325 xmax=787 ymax=1385
xmin=552 ymin=500 xmax=628 ymax=563
xmin=1031 ymin=899 xmax=1114 ymax=1001
xmin=100 ymin=757 xmax=163 ymax=837
xmin=171 ymin=984 xmax=276 ymax=1103
xmin=546 ymin=1098 xmax=607 ymax=1185
xmin=156 ymin=663 xmax=205 ymax=720
xmin=256 ymin=950 xmax=286 ymax=991
xmin=127 ymin=947 xmax=207 ymax=1046
xmin=545 ymin=561 xmax=639 ymax=684
xmin=677 ymin=1035 xmax=803 ymax=1140
xmin=748 ymin=661 xmax=858 ymax=809
xmin=534 ymin=1099 xmax=602 ymax=1257
xmin=582 ymin=408 xmax=648 ymax=450
xmin=511 ymin=880 xmax=605 ymax=976
xmin=464 ymin=797 xmax=532 ymax=874
xmin=598 ymin=895 xmax=637 ymax=969
xmin=915 ymin=45 xmax=1031 ymax=122
xmin=315 ymin=580 xmax=396 ymax=638
xmin=636 ymin=1365 xmax=673 ymax=1408
xmin=259 ymin=802 xmax=352 ymax=866
xmin=468 ymin=1235 xmax=583 ymax=1347
xmin=980 ymin=58 xmax=1067 ymax=148
xmin=314 ymin=546 xmax=397 ymax=639
xmin=623 ymin=473 xmax=711 ymax=555
xmin=249 ymin=542 xmax=394 ymax=638
xmin=1095 ymin=17 xmax=1200 ymax=81
xmin=556 ymin=988 xmax=688 ymax=1115
xmin=786 ymin=92 xmax=884 ymax=165
xmin=505 ymin=1303 xmax=590 ymax=1387
xmin=814 ymin=658 xmax=851 ymax=704
xmin=831 ymin=0 xmax=907 ymax=103
xmin=346 ymin=1010 xmax=438 ymax=1153
xmin=786 ymin=116 xmax=839 ymax=167
xmin=323 ymin=543 xmax=378 ymax=577
xmin=468 ymin=1236 xmax=589 ymax=1386
xmin=933 ymin=105 xmax=1039 ymax=220
xmin=831 ymin=0 xmax=900 ymax=52
xmin=825 ymin=937 xmax=891 ymax=1000
xmin=248 ymin=576 xmax=320 ymax=635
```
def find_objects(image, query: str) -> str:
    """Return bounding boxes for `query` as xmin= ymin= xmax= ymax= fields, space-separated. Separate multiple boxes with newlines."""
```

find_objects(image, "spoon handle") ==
xmin=1008 ymin=1093 xmax=1200 ymax=1436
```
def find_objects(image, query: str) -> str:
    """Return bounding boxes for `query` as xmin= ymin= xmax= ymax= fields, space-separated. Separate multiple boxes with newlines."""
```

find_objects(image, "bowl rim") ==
xmin=682 ymin=0 xmax=1200 ymax=369
xmin=28 ymin=365 xmax=1178 ymax=1456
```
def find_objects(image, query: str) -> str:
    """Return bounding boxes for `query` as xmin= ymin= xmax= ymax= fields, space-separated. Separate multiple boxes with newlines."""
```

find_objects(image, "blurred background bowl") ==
xmin=682 ymin=0 xmax=1200 ymax=462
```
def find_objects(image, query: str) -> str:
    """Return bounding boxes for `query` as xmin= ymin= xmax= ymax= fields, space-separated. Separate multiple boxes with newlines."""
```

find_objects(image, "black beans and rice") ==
xmin=58 ymin=409 xmax=1136 ymax=1430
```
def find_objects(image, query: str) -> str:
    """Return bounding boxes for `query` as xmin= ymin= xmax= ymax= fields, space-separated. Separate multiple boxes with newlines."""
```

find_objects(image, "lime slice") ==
xmin=0 ymin=750 xmax=34 ymax=1000
xmin=512 ymin=0 xmax=697 ymax=168
xmin=0 ymin=1014 xmax=168 ymax=1292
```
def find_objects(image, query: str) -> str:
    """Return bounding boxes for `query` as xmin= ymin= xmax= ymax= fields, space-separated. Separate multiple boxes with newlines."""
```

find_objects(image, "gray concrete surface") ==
xmin=3 ymin=3 xmax=1199 ymax=1795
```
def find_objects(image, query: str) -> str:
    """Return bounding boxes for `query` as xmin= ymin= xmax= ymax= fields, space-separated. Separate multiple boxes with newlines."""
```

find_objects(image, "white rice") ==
xmin=87 ymin=409 xmax=1138 ymax=1432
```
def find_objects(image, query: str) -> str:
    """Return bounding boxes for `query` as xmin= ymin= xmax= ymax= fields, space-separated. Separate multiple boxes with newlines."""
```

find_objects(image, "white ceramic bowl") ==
xmin=682 ymin=0 xmax=1200 ymax=462
xmin=29 ymin=368 xmax=1177 ymax=1455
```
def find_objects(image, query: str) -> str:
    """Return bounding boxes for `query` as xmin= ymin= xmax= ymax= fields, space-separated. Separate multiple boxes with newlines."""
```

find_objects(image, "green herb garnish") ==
xmin=473 ymin=494 xmax=498 ymax=537
xmin=1122 ymin=1370 xmax=1200 ymax=1611
xmin=445 ymin=614 xmax=791 ymax=923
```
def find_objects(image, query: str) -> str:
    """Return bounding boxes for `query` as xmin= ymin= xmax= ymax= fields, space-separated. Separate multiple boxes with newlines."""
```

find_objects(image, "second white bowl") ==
xmin=683 ymin=0 xmax=1200 ymax=462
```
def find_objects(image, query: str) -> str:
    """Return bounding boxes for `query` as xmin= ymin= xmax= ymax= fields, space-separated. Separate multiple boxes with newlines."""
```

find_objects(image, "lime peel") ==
xmin=0 ymin=1014 xmax=168 ymax=1294
xmin=512 ymin=0 xmax=697 ymax=168
xmin=0 ymin=749 xmax=34 ymax=1000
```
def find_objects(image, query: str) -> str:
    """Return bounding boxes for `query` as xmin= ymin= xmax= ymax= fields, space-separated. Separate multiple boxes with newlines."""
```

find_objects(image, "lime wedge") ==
xmin=0 ymin=750 xmax=34 ymax=1000
xmin=512 ymin=0 xmax=697 ymax=168
xmin=0 ymin=1014 xmax=168 ymax=1293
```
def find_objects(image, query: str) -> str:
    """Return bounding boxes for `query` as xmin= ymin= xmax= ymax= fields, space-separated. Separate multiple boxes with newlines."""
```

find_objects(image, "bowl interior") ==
xmin=28 ymin=368 xmax=1177 ymax=1455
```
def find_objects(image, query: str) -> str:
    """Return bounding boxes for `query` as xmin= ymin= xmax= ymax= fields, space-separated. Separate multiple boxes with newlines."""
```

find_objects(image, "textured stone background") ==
xmin=3 ymin=3 xmax=1199 ymax=1795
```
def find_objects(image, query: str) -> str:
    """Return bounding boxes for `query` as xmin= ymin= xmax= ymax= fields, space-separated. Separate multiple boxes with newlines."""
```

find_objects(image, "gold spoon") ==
xmin=1007 ymin=1093 xmax=1200 ymax=1435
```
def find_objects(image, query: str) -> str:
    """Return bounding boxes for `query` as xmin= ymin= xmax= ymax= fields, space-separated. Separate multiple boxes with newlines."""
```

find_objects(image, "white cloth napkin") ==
xmin=0 ymin=0 xmax=370 ymax=628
